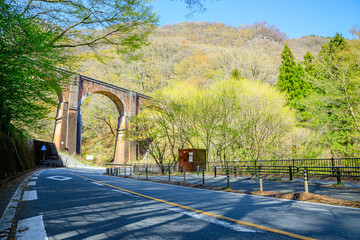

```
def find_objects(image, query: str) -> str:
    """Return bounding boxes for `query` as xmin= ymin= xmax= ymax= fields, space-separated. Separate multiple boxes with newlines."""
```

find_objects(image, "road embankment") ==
xmin=0 ymin=132 xmax=37 ymax=184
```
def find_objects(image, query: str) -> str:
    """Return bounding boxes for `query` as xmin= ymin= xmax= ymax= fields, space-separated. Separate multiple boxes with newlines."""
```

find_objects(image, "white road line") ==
xmin=167 ymin=207 xmax=258 ymax=233
xmin=27 ymin=181 xmax=36 ymax=186
xmin=112 ymin=189 xmax=140 ymax=198
xmin=0 ymin=184 xmax=24 ymax=239
xmin=22 ymin=190 xmax=38 ymax=201
xmin=31 ymin=177 xmax=38 ymax=180
xmin=0 ymin=172 xmax=36 ymax=239
xmin=91 ymin=182 xmax=104 ymax=186
xmin=46 ymin=176 xmax=72 ymax=181
xmin=15 ymin=215 xmax=48 ymax=240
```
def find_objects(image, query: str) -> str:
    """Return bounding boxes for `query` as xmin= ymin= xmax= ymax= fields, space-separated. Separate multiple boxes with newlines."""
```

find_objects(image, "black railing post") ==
xmin=234 ymin=166 xmax=237 ymax=178
xmin=226 ymin=167 xmax=230 ymax=189
xmin=183 ymin=169 xmax=186 ymax=183
xmin=331 ymin=157 xmax=335 ymax=176
xmin=168 ymin=167 xmax=171 ymax=182
xmin=289 ymin=163 xmax=293 ymax=181
xmin=336 ymin=167 xmax=342 ymax=185
xmin=214 ymin=166 xmax=217 ymax=177
xmin=202 ymin=168 xmax=205 ymax=185
xmin=146 ymin=166 xmax=148 ymax=180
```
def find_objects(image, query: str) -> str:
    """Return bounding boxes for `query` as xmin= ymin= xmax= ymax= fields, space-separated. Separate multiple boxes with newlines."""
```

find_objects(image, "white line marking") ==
xmin=0 ymin=183 xmax=24 ymax=238
xmin=15 ymin=215 xmax=48 ymax=240
xmin=27 ymin=181 xmax=36 ymax=186
xmin=167 ymin=208 xmax=258 ymax=233
xmin=0 ymin=172 xmax=37 ymax=238
xmin=31 ymin=177 xmax=38 ymax=180
xmin=22 ymin=191 xmax=38 ymax=201
xmin=91 ymin=182 xmax=104 ymax=186
xmin=112 ymin=189 xmax=140 ymax=198
xmin=46 ymin=176 xmax=72 ymax=181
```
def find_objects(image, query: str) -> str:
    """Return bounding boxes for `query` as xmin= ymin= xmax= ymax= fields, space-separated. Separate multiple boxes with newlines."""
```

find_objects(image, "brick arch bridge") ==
xmin=53 ymin=74 xmax=150 ymax=164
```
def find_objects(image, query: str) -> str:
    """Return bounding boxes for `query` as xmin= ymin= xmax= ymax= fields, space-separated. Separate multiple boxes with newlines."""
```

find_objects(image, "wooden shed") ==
xmin=178 ymin=149 xmax=207 ymax=172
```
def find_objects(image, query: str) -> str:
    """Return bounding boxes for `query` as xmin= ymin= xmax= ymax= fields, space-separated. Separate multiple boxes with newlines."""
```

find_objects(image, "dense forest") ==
xmin=1 ymin=1 xmax=358 ymax=166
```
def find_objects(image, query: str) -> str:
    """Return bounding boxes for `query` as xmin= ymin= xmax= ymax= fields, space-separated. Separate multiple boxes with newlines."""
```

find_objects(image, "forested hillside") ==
xmin=70 ymin=21 xmax=338 ymax=164
xmin=78 ymin=21 xmax=328 ymax=89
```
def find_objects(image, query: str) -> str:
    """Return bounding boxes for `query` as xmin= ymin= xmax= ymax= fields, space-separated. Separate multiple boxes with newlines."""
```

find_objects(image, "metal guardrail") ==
xmin=104 ymin=163 xmax=360 ymax=193
xmin=105 ymin=157 xmax=360 ymax=187
xmin=208 ymin=157 xmax=360 ymax=169
xmin=105 ymin=160 xmax=360 ymax=178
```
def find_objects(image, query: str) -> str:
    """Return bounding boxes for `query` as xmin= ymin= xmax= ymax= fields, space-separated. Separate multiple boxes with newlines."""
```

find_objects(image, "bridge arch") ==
xmin=79 ymin=90 xmax=126 ymax=117
xmin=53 ymin=74 xmax=150 ymax=164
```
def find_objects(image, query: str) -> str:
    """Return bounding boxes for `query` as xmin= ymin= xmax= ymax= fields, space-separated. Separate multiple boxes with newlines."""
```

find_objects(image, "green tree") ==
xmin=129 ymin=77 xmax=297 ymax=166
xmin=0 ymin=2 xmax=68 ymax=135
xmin=1 ymin=0 xmax=158 ymax=137
xmin=302 ymin=51 xmax=315 ymax=75
xmin=14 ymin=0 xmax=158 ymax=55
xmin=304 ymin=33 xmax=360 ymax=156
xmin=277 ymin=43 xmax=297 ymax=98
xmin=277 ymin=43 xmax=312 ymax=108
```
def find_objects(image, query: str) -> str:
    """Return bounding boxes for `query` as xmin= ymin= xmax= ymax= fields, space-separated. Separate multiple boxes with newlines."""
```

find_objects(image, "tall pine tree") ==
xmin=277 ymin=43 xmax=311 ymax=104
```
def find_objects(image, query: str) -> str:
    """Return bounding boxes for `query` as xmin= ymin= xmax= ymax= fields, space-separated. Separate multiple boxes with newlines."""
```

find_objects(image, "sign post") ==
xmin=41 ymin=145 xmax=47 ymax=162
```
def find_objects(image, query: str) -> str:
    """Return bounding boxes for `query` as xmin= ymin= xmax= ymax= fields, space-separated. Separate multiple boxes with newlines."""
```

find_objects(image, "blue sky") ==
xmin=151 ymin=0 xmax=360 ymax=39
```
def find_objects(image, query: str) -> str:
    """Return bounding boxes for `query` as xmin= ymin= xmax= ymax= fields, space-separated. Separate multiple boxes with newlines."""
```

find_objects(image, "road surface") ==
xmin=2 ymin=168 xmax=360 ymax=239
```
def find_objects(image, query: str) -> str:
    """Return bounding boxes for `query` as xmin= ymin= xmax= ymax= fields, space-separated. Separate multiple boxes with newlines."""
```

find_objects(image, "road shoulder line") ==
xmin=0 ymin=172 xmax=37 ymax=239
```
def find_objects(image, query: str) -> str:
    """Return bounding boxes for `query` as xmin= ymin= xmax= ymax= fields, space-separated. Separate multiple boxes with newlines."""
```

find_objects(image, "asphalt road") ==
xmin=6 ymin=168 xmax=360 ymax=239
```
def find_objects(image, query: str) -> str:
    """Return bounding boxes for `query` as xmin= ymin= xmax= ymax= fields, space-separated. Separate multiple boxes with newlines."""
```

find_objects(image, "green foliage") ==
xmin=303 ymin=33 xmax=360 ymax=156
xmin=277 ymin=33 xmax=360 ymax=157
xmin=80 ymin=94 xmax=118 ymax=164
xmin=0 ymin=0 xmax=158 ymax=142
xmin=0 ymin=2 xmax=68 ymax=136
xmin=277 ymin=43 xmax=297 ymax=95
xmin=277 ymin=43 xmax=312 ymax=103
xmin=230 ymin=68 xmax=242 ymax=79
xmin=302 ymin=51 xmax=315 ymax=74
xmin=128 ymin=77 xmax=302 ymax=166
xmin=13 ymin=0 xmax=158 ymax=56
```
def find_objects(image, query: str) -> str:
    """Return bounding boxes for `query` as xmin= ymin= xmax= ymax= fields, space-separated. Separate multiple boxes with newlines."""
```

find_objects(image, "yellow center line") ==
xmin=71 ymin=172 xmax=316 ymax=240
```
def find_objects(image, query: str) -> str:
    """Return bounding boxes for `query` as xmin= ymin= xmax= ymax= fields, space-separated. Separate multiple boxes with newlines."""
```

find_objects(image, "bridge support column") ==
xmin=65 ymin=76 xmax=80 ymax=155
xmin=114 ymin=116 xmax=129 ymax=164
xmin=53 ymin=101 xmax=68 ymax=152
xmin=53 ymin=75 xmax=80 ymax=155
